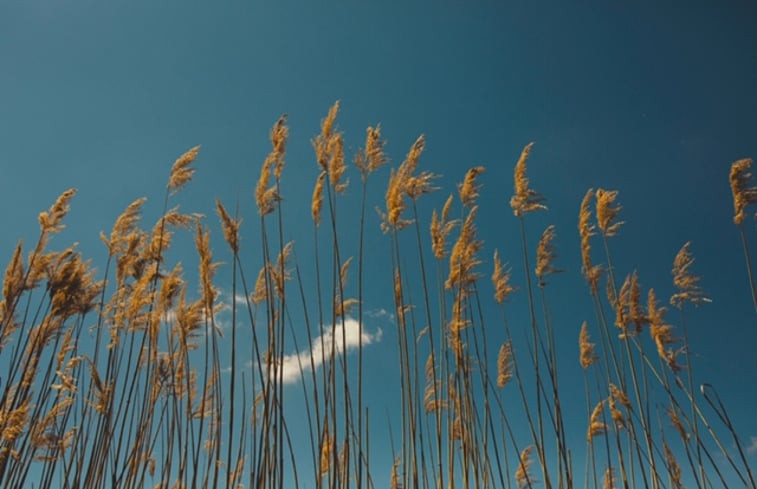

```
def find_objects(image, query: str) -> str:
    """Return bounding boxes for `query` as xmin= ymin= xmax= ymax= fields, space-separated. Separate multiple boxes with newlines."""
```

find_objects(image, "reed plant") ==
xmin=0 ymin=104 xmax=753 ymax=489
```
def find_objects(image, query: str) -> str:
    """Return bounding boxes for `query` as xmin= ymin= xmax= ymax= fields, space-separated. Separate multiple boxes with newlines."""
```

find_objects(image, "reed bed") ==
xmin=0 ymin=104 xmax=754 ymax=489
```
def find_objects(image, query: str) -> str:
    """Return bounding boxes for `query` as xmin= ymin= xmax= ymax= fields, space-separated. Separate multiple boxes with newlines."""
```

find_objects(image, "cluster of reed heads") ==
xmin=0 ymin=102 xmax=755 ymax=489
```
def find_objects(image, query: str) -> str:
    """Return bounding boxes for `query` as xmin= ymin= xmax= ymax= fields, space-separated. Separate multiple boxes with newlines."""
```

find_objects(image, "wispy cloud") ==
xmin=366 ymin=308 xmax=394 ymax=321
xmin=747 ymin=436 xmax=757 ymax=456
xmin=250 ymin=317 xmax=382 ymax=385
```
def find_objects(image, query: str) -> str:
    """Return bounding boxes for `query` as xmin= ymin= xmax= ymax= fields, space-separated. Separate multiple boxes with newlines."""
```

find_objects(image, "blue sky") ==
xmin=2 ymin=1 xmax=757 ymax=487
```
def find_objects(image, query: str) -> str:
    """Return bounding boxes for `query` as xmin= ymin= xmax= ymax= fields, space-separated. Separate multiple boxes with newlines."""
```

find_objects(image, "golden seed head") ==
xmin=670 ymin=241 xmax=710 ymax=308
xmin=729 ymin=157 xmax=757 ymax=225
xmin=595 ymin=188 xmax=623 ymax=237
xmin=167 ymin=146 xmax=200 ymax=193
xmin=492 ymin=249 xmax=516 ymax=303
xmin=510 ymin=142 xmax=546 ymax=216
xmin=311 ymin=171 xmax=326 ymax=226
xmin=535 ymin=224 xmax=561 ymax=286
xmin=579 ymin=321 xmax=598 ymax=369
xmin=458 ymin=166 xmax=485 ymax=208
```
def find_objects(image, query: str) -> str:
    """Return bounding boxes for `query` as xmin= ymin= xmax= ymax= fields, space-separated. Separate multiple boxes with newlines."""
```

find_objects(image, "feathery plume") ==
xmin=492 ymin=249 xmax=516 ymax=303
xmin=602 ymin=467 xmax=617 ymax=489
xmin=510 ymin=142 xmax=546 ymax=216
xmin=311 ymin=171 xmax=326 ymax=226
xmin=579 ymin=321 xmax=598 ymax=369
xmin=327 ymin=131 xmax=348 ymax=193
xmin=596 ymin=188 xmax=623 ymax=237
xmin=458 ymin=166 xmax=485 ymax=207
xmin=515 ymin=445 xmax=535 ymax=488
xmin=535 ymin=224 xmax=562 ymax=286
xmin=648 ymin=289 xmax=682 ymax=372
xmin=354 ymin=124 xmax=388 ymax=180
xmin=579 ymin=188 xmax=602 ymax=292
xmin=314 ymin=101 xmax=340 ymax=170
xmin=216 ymin=199 xmax=241 ymax=254
xmin=167 ymin=146 xmax=200 ymax=193
xmin=38 ymin=188 xmax=77 ymax=234
xmin=670 ymin=241 xmax=710 ymax=307
xmin=430 ymin=194 xmax=457 ymax=259
xmin=101 ymin=197 xmax=147 ymax=256
xmin=497 ymin=341 xmax=513 ymax=388
xmin=588 ymin=399 xmax=607 ymax=442
xmin=729 ymin=157 xmax=757 ymax=225
xmin=663 ymin=439 xmax=684 ymax=488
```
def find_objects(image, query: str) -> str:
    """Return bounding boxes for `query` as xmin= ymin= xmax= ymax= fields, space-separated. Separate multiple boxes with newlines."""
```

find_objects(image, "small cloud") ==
xmin=272 ymin=317 xmax=381 ymax=385
xmin=366 ymin=308 xmax=394 ymax=321
xmin=747 ymin=436 xmax=757 ymax=456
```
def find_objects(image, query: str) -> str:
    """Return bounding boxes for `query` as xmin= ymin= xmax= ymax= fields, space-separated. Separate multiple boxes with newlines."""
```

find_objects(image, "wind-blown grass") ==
xmin=0 ymin=104 xmax=754 ymax=489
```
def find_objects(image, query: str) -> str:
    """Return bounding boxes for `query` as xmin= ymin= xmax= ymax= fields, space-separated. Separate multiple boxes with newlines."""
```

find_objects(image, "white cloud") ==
xmin=263 ymin=317 xmax=382 ymax=385
xmin=366 ymin=308 xmax=394 ymax=321
xmin=747 ymin=436 xmax=757 ymax=456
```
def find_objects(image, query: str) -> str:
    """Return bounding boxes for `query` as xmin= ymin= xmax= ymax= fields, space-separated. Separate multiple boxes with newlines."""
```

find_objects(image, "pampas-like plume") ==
xmin=313 ymin=101 xmax=340 ymax=171
xmin=515 ymin=445 xmax=535 ymax=488
xmin=216 ymin=199 xmax=241 ymax=254
xmin=390 ymin=457 xmax=402 ymax=489
xmin=38 ymin=188 xmax=77 ymax=233
xmin=510 ymin=142 xmax=546 ymax=216
xmin=587 ymin=399 xmax=607 ymax=442
xmin=423 ymin=352 xmax=446 ymax=412
xmin=101 ymin=197 xmax=147 ymax=256
xmin=430 ymin=194 xmax=457 ymax=259
xmin=195 ymin=223 xmax=220 ymax=312
xmin=492 ymin=249 xmax=516 ymax=303
xmin=167 ymin=146 xmax=200 ymax=193
xmin=670 ymin=241 xmax=710 ymax=307
xmin=667 ymin=406 xmax=689 ymax=442
xmin=256 ymin=115 xmax=288 ymax=215
xmin=663 ymin=439 xmax=684 ymax=488
xmin=496 ymin=341 xmax=513 ymax=388
xmin=445 ymin=206 xmax=482 ymax=291
xmin=354 ymin=125 xmax=388 ymax=180
xmin=729 ymin=157 xmax=757 ymax=225
xmin=602 ymin=467 xmax=617 ymax=489
xmin=579 ymin=188 xmax=602 ymax=292
xmin=458 ymin=166 xmax=485 ymax=207
xmin=535 ymin=224 xmax=561 ymax=286
xmin=311 ymin=171 xmax=326 ymax=226
xmin=579 ymin=321 xmax=598 ymax=369
xmin=327 ymin=131 xmax=348 ymax=193
xmin=595 ymin=188 xmax=623 ymax=237
xmin=647 ymin=288 xmax=681 ymax=372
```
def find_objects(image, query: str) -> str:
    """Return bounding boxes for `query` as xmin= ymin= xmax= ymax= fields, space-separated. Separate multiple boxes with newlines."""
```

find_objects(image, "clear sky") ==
xmin=2 ymin=1 xmax=757 ymax=487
